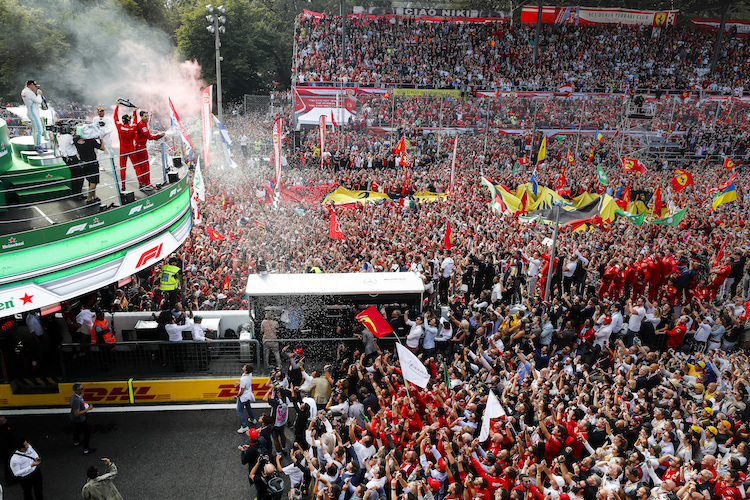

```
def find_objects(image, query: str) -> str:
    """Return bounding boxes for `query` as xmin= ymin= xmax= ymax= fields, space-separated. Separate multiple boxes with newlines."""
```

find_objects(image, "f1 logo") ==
xmin=136 ymin=243 xmax=163 ymax=268
xmin=66 ymin=223 xmax=89 ymax=235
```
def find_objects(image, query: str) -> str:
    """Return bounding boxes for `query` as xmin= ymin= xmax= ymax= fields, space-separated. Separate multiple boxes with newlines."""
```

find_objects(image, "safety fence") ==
xmin=58 ymin=339 xmax=261 ymax=381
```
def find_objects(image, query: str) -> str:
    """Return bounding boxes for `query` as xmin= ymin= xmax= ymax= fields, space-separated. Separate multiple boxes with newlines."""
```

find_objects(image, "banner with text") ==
xmin=692 ymin=17 xmax=750 ymax=36
xmin=520 ymin=6 xmax=678 ymax=27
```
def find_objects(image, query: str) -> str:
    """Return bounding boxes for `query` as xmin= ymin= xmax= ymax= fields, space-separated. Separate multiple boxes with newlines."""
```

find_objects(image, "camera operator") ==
xmin=73 ymin=123 xmax=105 ymax=204
xmin=55 ymin=121 xmax=85 ymax=200
xmin=249 ymin=453 xmax=285 ymax=500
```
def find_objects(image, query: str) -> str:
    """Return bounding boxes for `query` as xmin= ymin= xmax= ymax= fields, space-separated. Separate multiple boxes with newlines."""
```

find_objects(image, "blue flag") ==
xmin=530 ymin=169 xmax=538 ymax=197
xmin=212 ymin=115 xmax=237 ymax=169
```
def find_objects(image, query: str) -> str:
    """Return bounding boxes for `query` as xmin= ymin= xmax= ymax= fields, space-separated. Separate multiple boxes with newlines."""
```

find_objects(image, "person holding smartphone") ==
xmin=81 ymin=457 xmax=122 ymax=500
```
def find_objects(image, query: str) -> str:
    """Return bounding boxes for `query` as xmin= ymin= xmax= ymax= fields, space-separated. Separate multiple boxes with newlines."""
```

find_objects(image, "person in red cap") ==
xmin=239 ymin=427 xmax=263 ymax=496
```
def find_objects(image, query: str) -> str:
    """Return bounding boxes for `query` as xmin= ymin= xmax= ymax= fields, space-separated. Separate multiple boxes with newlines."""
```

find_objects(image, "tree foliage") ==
xmin=0 ymin=0 xmax=69 ymax=101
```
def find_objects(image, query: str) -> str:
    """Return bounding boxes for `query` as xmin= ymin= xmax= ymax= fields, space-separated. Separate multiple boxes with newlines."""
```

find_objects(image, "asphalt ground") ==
xmin=2 ymin=403 xmax=283 ymax=499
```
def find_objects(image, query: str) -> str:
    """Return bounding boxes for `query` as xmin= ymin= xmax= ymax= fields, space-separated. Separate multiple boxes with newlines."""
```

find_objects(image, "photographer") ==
xmin=73 ymin=123 xmax=105 ymax=204
xmin=52 ymin=121 xmax=85 ymax=200
xmin=249 ymin=453 xmax=285 ymax=500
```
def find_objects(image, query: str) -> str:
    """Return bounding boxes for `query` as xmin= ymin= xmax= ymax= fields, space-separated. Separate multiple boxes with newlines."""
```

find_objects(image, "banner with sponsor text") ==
xmin=520 ymin=6 xmax=678 ymax=27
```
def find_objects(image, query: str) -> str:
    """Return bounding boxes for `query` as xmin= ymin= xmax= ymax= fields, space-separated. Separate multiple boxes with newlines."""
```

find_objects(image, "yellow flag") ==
xmin=537 ymin=136 xmax=547 ymax=163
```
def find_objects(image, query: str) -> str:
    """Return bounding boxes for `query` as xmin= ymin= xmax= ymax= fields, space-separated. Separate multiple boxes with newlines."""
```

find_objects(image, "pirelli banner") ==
xmin=520 ymin=6 xmax=678 ymax=27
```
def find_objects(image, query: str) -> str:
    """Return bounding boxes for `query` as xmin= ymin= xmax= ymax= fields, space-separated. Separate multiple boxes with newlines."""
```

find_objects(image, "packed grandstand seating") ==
xmin=294 ymin=14 xmax=750 ymax=93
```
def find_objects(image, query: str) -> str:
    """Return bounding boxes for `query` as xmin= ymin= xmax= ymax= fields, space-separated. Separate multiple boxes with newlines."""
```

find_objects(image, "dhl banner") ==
xmin=520 ymin=6 xmax=678 ymax=27
xmin=0 ymin=378 xmax=271 ymax=408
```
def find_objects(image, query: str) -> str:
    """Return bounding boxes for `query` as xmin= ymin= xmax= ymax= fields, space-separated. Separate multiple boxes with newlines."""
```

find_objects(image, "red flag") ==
xmin=622 ymin=156 xmax=647 ymax=174
xmin=355 ymin=306 xmax=393 ymax=338
xmin=713 ymin=234 xmax=729 ymax=266
xmin=444 ymin=222 xmax=453 ymax=250
xmin=401 ymin=168 xmax=409 ymax=194
xmin=222 ymin=274 xmax=231 ymax=290
xmin=723 ymin=157 xmax=735 ymax=170
xmin=617 ymin=184 xmax=630 ymax=210
xmin=556 ymin=165 xmax=567 ymax=190
xmin=207 ymin=227 xmax=227 ymax=241
xmin=515 ymin=190 xmax=528 ymax=216
xmin=588 ymin=144 xmax=595 ymax=163
xmin=331 ymin=110 xmax=337 ymax=128
xmin=395 ymin=135 xmax=407 ymax=154
xmin=328 ymin=207 xmax=345 ymax=242
xmin=670 ymin=169 xmax=693 ymax=192
xmin=398 ymin=152 xmax=410 ymax=166
xmin=567 ymin=151 xmax=575 ymax=165
xmin=652 ymin=185 xmax=663 ymax=217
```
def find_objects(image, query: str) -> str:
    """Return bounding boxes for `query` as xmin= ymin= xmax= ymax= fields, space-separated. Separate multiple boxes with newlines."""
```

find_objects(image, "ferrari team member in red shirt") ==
xmin=114 ymin=104 xmax=137 ymax=192
xmin=133 ymin=110 xmax=165 ymax=191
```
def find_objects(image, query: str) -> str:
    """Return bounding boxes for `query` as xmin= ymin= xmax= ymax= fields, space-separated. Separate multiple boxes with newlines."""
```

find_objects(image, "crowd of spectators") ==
xmin=294 ymin=14 xmax=750 ymax=94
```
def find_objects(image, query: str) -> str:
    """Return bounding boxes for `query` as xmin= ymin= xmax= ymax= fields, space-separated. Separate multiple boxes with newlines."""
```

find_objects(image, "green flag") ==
xmin=513 ymin=161 xmax=519 ymax=174
xmin=597 ymin=164 xmax=608 ymax=186
xmin=651 ymin=207 xmax=687 ymax=226
xmin=615 ymin=209 xmax=644 ymax=225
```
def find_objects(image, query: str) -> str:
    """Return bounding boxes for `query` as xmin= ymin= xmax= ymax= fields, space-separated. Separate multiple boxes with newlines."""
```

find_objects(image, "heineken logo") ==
xmin=2 ymin=237 xmax=25 ymax=250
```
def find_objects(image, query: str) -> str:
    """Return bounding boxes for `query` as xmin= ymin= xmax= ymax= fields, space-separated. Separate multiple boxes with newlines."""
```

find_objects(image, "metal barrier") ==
xmin=261 ymin=337 xmax=399 ymax=373
xmin=58 ymin=339 xmax=260 ymax=381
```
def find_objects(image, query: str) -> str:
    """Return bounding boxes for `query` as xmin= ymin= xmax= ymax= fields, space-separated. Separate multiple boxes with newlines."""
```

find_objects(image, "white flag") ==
xmin=191 ymin=194 xmax=202 ymax=226
xmin=395 ymin=343 xmax=430 ymax=388
xmin=479 ymin=390 xmax=506 ymax=442
xmin=193 ymin=158 xmax=205 ymax=201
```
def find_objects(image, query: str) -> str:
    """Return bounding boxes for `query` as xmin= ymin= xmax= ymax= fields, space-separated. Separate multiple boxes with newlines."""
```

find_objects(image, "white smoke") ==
xmin=27 ymin=0 xmax=205 ymax=118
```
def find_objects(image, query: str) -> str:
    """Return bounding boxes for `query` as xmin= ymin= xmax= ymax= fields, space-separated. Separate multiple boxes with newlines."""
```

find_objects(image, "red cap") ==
xmin=427 ymin=478 xmax=441 ymax=491
xmin=247 ymin=428 xmax=259 ymax=442
xmin=294 ymin=348 xmax=304 ymax=356
xmin=560 ymin=494 xmax=571 ymax=500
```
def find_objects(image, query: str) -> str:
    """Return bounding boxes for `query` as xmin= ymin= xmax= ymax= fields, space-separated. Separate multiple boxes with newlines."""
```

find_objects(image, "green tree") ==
xmin=176 ymin=0 xmax=293 ymax=103
xmin=0 ymin=0 xmax=69 ymax=101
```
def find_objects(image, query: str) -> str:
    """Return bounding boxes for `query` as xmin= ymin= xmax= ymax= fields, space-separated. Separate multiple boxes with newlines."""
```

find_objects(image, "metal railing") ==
xmin=261 ymin=336 xmax=399 ymax=373
xmin=58 ymin=339 xmax=260 ymax=381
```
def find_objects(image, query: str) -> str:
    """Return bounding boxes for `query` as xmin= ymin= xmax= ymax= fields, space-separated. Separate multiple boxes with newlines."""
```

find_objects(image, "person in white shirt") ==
xmin=610 ymin=304 xmax=624 ymax=336
xmin=523 ymin=250 xmax=542 ymax=297
xmin=10 ymin=440 xmax=43 ymax=499
xmin=595 ymin=317 xmax=614 ymax=348
xmin=626 ymin=298 xmax=646 ymax=347
xmin=439 ymin=250 xmax=455 ymax=304
xmin=21 ymin=80 xmax=45 ymax=152
xmin=93 ymin=107 xmax=115 ymax=156
xmin=235 ymin=364 xmax=257 ymax=433
xmin=404 ymin=311 xmax=424 ymax=353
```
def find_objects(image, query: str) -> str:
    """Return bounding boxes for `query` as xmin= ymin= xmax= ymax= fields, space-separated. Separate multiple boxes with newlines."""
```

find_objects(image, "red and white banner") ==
xmin=306 ymin=8 xmax=509 ymax=22
xmin=521 ymin=6 xmax=678 ymax=27
xmin=319 ymin=115 xmax=325 ymax=168
xmin=692 ymin=17 xmax=750 ymax=36
xmin=273 ymin=118 xmax=282 ymax=190
xmin=294 ymin=87 xmax=357 ymax=126
xmin=201 ymin=85 xmax=212 ymax=169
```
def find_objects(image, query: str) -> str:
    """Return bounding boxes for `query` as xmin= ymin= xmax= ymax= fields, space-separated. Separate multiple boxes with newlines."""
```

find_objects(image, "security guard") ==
xmin=160 ymin=258 xmax=181 ymax=307
xmin=91 ymin=309 xmax=115 ymax=345
xmin=91 ymin=309 xmax=115 ymax=370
